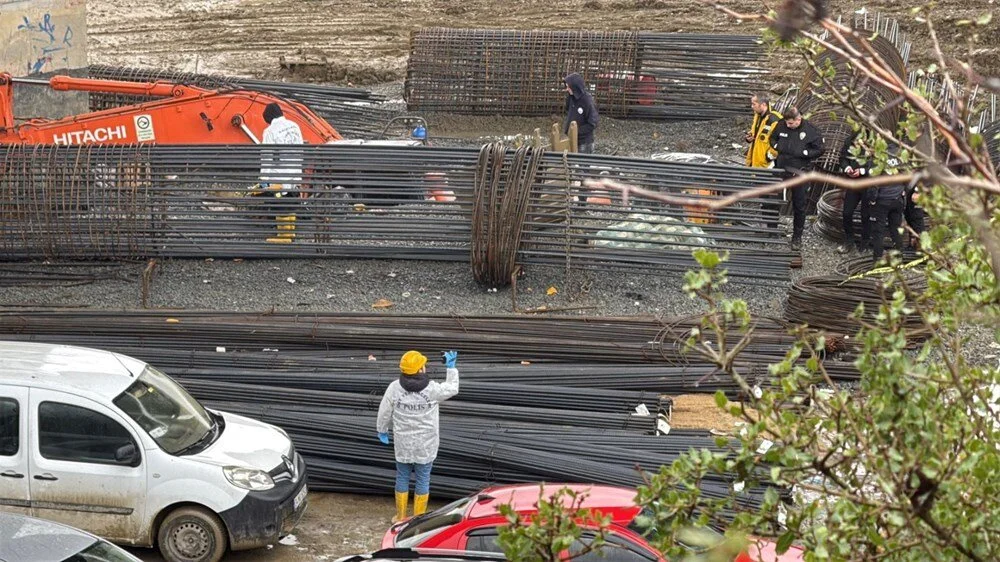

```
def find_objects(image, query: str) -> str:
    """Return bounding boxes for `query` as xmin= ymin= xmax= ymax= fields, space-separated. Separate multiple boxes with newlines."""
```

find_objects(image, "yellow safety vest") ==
xmin=746 ymin=109 xmax=783 ymax=168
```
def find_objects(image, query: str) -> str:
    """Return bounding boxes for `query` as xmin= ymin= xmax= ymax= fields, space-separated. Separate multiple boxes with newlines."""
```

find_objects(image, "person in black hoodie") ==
xmin=768 ymin=106 xmax=825 ymax=250
xmin=563 ymin=73 xmax=600 ymax=153
xmin=837 ymin=129 xmax=873 ymax=254
xmin=868 ymin=144 xmax=907 ymax=261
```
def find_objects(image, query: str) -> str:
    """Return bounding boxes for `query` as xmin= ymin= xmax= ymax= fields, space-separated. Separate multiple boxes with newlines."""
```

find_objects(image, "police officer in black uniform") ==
xmin=769 ymin=106 xmax=825 ymax=251
xmin=869 ymin=144 xmax=907 ymax=261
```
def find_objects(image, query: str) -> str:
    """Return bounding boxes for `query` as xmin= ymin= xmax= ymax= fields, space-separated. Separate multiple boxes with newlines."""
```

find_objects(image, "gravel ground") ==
xmin=0 ymin=219 xmax=828 ymax=318
xmin=372 ymin=82 xmax=750 ymax=162
xmin=4 ymin=213 xmax=993 ymax=364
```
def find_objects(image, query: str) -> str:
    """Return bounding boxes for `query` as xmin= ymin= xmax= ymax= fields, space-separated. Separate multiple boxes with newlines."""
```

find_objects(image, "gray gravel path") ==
xmin=0 ymin=220 xmax=829 ymax=318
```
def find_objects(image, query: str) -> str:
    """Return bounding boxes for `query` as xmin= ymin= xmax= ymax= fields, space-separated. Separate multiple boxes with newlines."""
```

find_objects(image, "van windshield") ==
xmin=113 ymin=366 xmax=214 ymax=455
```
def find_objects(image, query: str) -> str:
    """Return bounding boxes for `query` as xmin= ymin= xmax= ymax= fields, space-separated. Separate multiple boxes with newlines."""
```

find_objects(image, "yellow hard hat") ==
xmin=399 ymin=350 xmax=427 ymax=375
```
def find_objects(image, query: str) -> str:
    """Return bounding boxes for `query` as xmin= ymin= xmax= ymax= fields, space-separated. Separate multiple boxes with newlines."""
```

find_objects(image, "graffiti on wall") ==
xmin=16 ymin=13 xmax=74 ymax=74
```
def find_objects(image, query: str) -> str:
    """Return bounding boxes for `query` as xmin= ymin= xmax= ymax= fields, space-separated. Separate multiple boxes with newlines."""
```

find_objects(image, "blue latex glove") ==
xmin=443 ymin=350 xmax=458 ymax=369
xmin=378 ymin=432 xmax=390 ymax=445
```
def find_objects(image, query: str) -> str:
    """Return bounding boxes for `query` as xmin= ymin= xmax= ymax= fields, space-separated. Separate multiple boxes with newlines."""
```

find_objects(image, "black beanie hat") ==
xmin=263 ymin=102 xmax=283 ymax=124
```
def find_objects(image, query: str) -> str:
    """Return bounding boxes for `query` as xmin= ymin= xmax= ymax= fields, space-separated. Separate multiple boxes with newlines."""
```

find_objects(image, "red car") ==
xmin=381 ymin=484 xmax=803 ymax=562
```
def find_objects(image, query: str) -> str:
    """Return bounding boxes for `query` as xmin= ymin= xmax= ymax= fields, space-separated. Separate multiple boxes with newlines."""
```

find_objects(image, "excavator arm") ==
xmin=0 ymin=72 xmax=342 ymax=145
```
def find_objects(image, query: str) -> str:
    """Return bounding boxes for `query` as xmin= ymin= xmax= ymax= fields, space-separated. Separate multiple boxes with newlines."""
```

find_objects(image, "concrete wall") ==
xmin=1 ymin=0 xmax=88 ymax=119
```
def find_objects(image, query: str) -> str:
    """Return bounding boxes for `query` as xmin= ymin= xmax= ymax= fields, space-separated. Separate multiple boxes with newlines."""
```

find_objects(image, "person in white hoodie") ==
xmin=259 ymin=103 xmax=304 ymax=242
xmin=260 ymin=102 xmax=304 ymax=194
xmin=377 ymin=350 xmax=459 ymax=522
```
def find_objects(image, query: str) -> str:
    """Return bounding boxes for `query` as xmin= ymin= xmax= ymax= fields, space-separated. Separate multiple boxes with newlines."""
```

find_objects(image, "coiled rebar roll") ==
xmin=784 ymin=254 xmax=929 ymax=338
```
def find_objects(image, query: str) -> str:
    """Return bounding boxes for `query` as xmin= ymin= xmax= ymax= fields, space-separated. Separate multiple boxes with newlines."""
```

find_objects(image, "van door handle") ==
xmin=0 ymin=470 xmax=24 ymax=479
xmin=33 ymin=473 xmax=58 ymax=481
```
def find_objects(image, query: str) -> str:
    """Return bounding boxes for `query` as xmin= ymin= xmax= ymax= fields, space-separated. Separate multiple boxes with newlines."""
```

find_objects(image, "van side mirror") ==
xmin=115 ymin=443 xmax=140 ymax=467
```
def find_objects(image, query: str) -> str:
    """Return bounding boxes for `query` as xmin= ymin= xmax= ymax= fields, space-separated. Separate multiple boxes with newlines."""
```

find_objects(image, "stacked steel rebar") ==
xmin=909 ymin=73 xmax=999 ymax=136
xmin=209 ymin=406 xmax=774 ymax=512
xmin=404 ymin=28 xmax=767 ymax=120
xmin=86 ymin=65 xmax=396 ymax=139
xmin=0 ymin=144 xmax=793 ymax=284
xmin=0 ymin=310 xmax=861 ymax=383
xmin=987 ymin=120 xmax=1000 ymax=170
xmin=0 ymin=310 xmax=851 ymax=505
xmin=0 ymin=262 xmax=132 ymax=288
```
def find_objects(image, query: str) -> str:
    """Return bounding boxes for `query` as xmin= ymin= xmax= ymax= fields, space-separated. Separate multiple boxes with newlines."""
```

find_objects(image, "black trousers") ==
xmin=871 ymin=197 xmax=905 ymax=260
xmin=842 ymin=189 xmax=871 ymax=245
xmin=790 ymin=184 xmax=808 ymax=240
xmin=904 ymin=188 xmax=926 ymax=237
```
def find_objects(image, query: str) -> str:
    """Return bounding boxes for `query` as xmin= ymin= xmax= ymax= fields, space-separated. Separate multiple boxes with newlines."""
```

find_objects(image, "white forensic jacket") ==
xmin=260 ymin=116 xmax=304 ymax=192
xmin=376 ymin=367 xmax=459 ymax=464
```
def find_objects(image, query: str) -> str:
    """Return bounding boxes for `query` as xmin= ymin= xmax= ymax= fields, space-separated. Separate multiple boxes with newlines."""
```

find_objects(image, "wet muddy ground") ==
xmin=89 ymin=0 xmax=998 ymax=84
xmin=130 ymin=492 xmax=400 ymax=562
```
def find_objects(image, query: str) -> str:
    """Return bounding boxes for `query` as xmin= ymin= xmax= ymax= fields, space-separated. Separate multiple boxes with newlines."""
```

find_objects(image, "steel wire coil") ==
xmin=814 ymin=188 xmax=932 ymax=243
xmin=783 ymin=254 xmax=929 ymax=337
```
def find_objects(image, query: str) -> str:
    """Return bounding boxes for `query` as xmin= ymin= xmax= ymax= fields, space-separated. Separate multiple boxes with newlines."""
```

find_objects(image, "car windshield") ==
xmin=62 ymin=538 xmax=138 ymax=562
xmin=395 ymin=496 xmax=474 ymax=547
xmin=113 ymin=366 xmax=214 ymax=455
xmin=627 ymin=507 xmax=722 ymax=552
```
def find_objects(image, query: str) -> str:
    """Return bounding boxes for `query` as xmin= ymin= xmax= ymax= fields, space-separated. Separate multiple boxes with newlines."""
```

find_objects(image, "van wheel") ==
xmin=157 ymin=506 xmax=226 ymax=562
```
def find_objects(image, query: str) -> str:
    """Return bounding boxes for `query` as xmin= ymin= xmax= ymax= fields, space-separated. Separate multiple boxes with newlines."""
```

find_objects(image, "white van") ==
xmin=0 ymin=341 xmax=308 ymax=562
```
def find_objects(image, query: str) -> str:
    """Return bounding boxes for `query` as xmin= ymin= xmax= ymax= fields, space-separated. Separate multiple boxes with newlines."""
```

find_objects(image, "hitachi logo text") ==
xmin=52 ymin=125 xmax=127 ymax=145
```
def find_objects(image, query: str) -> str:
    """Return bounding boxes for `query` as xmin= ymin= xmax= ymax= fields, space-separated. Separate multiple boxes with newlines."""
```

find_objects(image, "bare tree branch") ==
xmin=583 ymin=171 xmax=928 ymax=210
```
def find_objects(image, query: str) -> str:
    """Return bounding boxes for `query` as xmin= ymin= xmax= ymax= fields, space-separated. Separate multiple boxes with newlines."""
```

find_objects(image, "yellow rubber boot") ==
xmin=392 ymin=491 xmax=409 ymax=523
xmin=267 ymin=214 xmax=296 ymax=243
xmin=413 ymin=493 xmax=429 ymax=516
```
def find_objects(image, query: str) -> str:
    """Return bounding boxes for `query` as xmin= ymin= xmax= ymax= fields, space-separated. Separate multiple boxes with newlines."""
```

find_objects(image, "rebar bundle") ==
xmin=0 ymin=144 xmax=793 ymax=284
xmin=0 ymin=310 xmax=860 ymax=383
xmin=908 ymin=73 xmax=999 ymax=135
xmin=203 ymin=406 xmax=776 ymax=513
xmin=471 ymin=144 xmax=545 ymax=286
xmin=795 ymin=14 xmax=910 ymax=211
xmin=783 ymin=254 xmax=929 ymax=337
xmin=86 ymin=65 xmax=396 ymax=139
xmin=987 ymin=120 xmax=1000 ymax=170
xmin=404 ymin=28 xmax=767 ymax=120
xmin=81 ymin=345 xmax=859 ymax=398
xmin=0 ymin=309 xmax=801 ymax=509
xmin=0 ymin=262 xmax=131 ymax=288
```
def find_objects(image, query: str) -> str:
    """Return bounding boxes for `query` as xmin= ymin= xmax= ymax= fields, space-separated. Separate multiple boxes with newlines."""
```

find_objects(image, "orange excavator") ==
xmin=0 ymin=72 xmax=342 ymax=145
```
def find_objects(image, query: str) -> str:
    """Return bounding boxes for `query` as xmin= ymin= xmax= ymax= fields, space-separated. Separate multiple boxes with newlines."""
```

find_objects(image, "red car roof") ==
xmin=465 ymin=483 xmax=642 ymax=524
